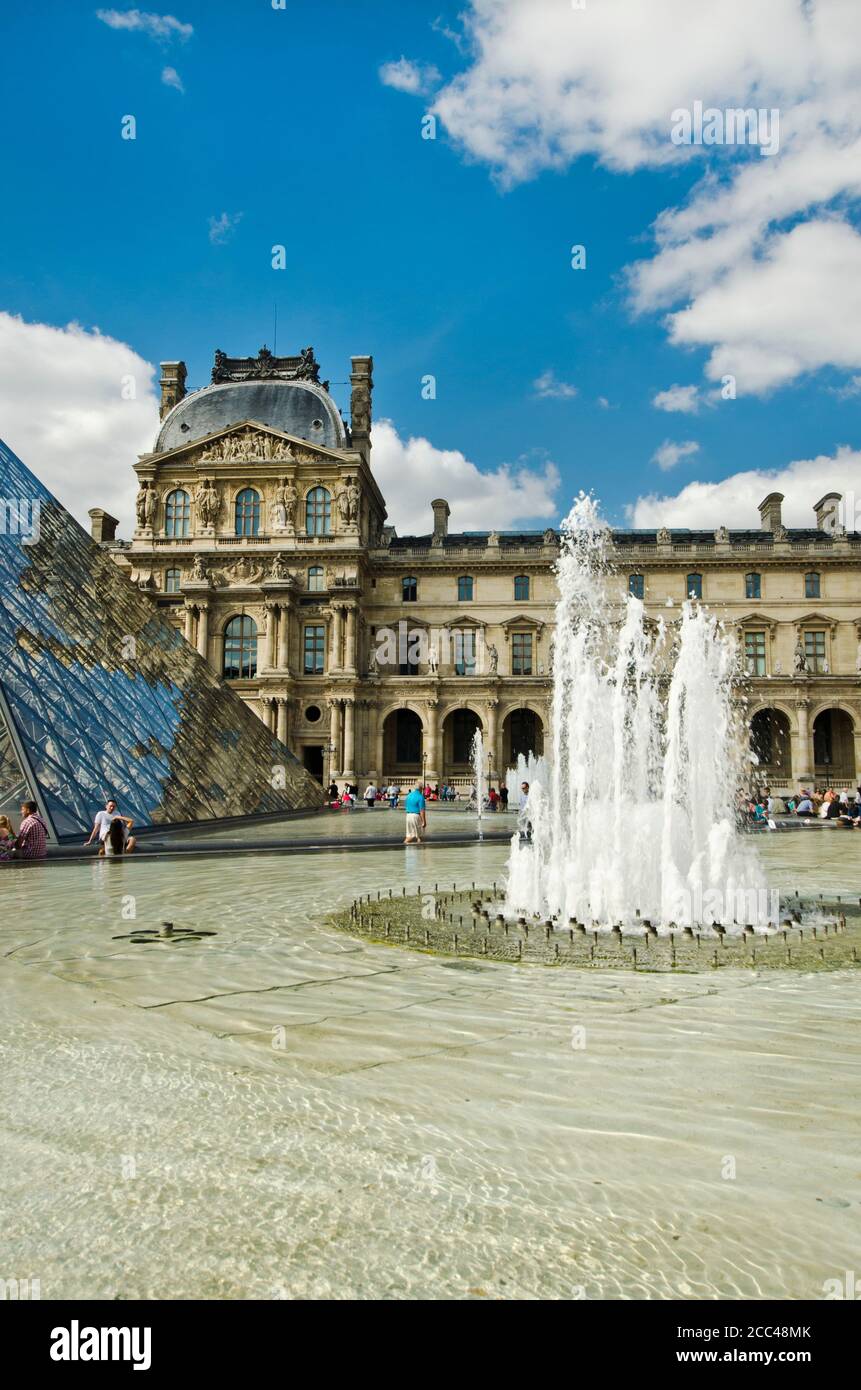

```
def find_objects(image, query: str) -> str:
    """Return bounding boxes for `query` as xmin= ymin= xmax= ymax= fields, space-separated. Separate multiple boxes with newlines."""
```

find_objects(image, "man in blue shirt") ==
xmin=403 ymin=782 xmax=427 ymax=844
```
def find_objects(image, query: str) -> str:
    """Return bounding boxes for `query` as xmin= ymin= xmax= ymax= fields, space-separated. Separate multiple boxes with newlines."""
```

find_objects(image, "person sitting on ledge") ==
xmin=0 ymin=815 xmax=15 ymax=861
xmin=104 ymin=816 xmax=131 ymax=857
xmin=794 ymin=791 xmax=815 ymax=816
xmin=13 ymin=801 xmax=48 ymax=859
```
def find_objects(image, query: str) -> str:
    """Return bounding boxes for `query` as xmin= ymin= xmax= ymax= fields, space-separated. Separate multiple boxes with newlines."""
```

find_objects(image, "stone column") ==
xmin=266 ymin=605 xmax=277 ymax=669
xmin=343 ymin=698 xmax=356 ymax=780
xmin=424 ymin=699 xmax=440 ymax=782
xmin=345 ymin=604 xmax=358 ymax=673
xmin=197 ymin=603 xmax=209 ymax=662
xmin=328 ymin=699 xmax=342 ymax=777
xmin=366 ymin=701 xmax=380 ymax=780
xmin=277 ymin=697 xmax=288 ymax=745
xmin=330 ymin=608 xmax=343 ymax=671
xmin=278 ymin=601 xmax=291 ymax=671
xmin=793 ymin=699 xmax=812 ymax=786
xmin=375 ymin=705 xmax=385 ymax=783
xmin=486 ymin=699 xmax=499 ymax=783
xmin=184 ymin=604 xmax=195 ymax=644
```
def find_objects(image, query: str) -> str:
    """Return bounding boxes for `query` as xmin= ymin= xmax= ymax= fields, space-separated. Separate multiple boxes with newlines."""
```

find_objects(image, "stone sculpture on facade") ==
xmin=194 ymin=478 xmax=220 ymax=531
xmin=794 ymin=638 xmax=808 ymax=673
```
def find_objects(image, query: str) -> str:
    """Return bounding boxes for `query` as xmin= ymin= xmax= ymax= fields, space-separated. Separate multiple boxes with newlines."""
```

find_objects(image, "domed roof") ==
xmin=155 ymin=348 xmax=348 ymax=454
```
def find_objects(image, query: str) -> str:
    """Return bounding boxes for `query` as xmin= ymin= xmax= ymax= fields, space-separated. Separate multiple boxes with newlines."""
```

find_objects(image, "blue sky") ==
xmin=2 ymin=1 xmax=861 ymax=535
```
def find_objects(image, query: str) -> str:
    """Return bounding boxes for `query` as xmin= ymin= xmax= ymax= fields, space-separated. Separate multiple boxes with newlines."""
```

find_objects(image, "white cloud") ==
xmin=379 ymin=57 xmax=440 ymax=96
xmin=629 ymin=443 xmax=861 ymax=529
xmin=653 ymin=384 xmax=700 ymax=414
xmin=96 ymin=8 xmax=192 ymax=41
xmin=370 ymin=419 xmax=560 ymax=533
xmin=161 ymin=65 xmax=184 ymax=93
xmin=0 ymin=313 xmax=158 ymax=536
xmin=652 ymin=439 xmax=700 ymax=472
xmin=208 ymin=211 xmax=243 ymax=245
xmin=412 ymin=0 xmax=861 ymax=395
xmin=532 ymin=369 xmax=577 ymax=400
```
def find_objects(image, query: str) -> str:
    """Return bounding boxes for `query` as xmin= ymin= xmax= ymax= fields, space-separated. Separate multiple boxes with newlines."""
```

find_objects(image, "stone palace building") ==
xmin=94 ymin=345 xmax=861 ymax=793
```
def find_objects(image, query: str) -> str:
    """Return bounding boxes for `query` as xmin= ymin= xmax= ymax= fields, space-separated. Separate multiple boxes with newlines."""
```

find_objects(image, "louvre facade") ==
xmin=0 ymin=437 xmax=321 ymax=840
xmin=99 ymin=346 xmax=861 ymax=796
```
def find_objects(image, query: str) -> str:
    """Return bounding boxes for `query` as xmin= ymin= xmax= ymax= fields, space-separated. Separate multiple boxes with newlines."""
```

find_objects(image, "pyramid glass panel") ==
xmin=0 ymin=438 xmax=321 ymax=839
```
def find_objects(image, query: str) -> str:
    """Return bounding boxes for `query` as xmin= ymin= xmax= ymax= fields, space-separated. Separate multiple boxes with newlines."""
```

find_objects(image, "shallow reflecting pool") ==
xmin=0 ymin=832 xmax=858 ymax=1300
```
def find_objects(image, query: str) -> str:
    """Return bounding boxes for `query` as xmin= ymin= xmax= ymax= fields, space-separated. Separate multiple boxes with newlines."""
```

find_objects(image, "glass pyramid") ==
xmin=0 ymin=437 xmax=321 ymax=840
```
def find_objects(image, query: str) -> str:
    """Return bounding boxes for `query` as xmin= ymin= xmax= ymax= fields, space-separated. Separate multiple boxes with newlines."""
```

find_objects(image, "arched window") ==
xmin=165 ymin=489 xmax=190 ymax=538
xmin=234 ymin=488 xmax=261 ymax=537
xmin=164 ymin=568 xmax=181 ymax=594
xmin=628 ymin=574 xmax=644 ymax=599
xmin=222 ymin=615 xmax=258 ymax=680
xmin=686 ymin=573 xmax=703 ymax=600
xmin=745 ymin=572 xmax=761 ymax=599
xmin=402 ymin=576 xmax=418 ymax=603
xmin=307 ymin=565 xmax=324 ymax=592
xmin=514 ymin=575 xmax=530 ymax=601
xmin=305 ymin=486 xmax=331 ymax=536
xmin=457 ymin=575 xmax=474 ymax=601
xmin=805 ymin=571 xmax=821 ymax=598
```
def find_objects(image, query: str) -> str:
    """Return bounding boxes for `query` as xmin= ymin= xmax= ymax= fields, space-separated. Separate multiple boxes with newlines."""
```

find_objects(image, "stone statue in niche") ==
xmin=794 ymin=638 xmax=808 ymax=673
xmin=135 ymin=483 xmax=149 ymax=528
xmin=194 ymin=478 xmax=220 ymax=529
xmin=144 ymin=485 xmax=158 ymax=529
xmin=487 ymin=642 xmax=499 ymax=675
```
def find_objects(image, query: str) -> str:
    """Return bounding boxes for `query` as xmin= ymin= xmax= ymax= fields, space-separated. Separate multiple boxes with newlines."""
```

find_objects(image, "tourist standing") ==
xmin=403 ymin=782 xmax=427 ymax=844
xmin=488 ymin=786 xmax=499 ymax=812
xmin=363 ymin=782 xmax=377 ymax=809
xmin=13 ymin=801 xmax=48 ymax=859
xmin=499 ymin=784 xmax=509 ymax=811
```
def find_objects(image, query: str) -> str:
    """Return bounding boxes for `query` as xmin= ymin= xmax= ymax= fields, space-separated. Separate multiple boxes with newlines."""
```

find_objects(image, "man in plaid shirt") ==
xmin=14 ymin=800 xmax=48 ymax=859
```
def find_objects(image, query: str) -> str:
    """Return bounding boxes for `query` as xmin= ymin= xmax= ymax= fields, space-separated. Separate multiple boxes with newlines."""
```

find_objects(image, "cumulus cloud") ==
xmin=161 ymin=65 xmax=184 ymax=93
xmin=0 ymin=313 xmax=158 ymax=536
xmin=96 ymin=8 xmax=192 ymax=41
xmin=208 ymin=211 xmax=243 ymax=245
xmin=410 ymin=0 xmax=861 ymax=396
xmin=370 ymin=418 xmax=560 ymax=533
xmin=532 ymin=369 xmax=577 ymax=400
xmin=653 ymin=384 xmax=700 ymax=414
xmin=379 ymin=57 xmax=440 ymax=95
xmin=652 ymin=439 xmax=700 ymax=472
xmin=629 ymin=443 xmax=861 ymax=529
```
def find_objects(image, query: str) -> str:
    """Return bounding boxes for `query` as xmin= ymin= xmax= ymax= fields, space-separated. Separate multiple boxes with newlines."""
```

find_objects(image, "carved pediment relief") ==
xmin=198 ymin=427 xmax=298 ymax=464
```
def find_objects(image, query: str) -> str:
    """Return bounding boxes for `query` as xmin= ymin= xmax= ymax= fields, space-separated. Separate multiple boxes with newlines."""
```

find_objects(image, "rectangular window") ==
xmin=804 ymin=630 xmax=827 ymax=673
xmin=514 ymin=575 xmax=530 ymax=601
xmin=686 ymin=573 xmax=703 ymax=600
xmin=402 ymin=576 xmax=417 ymax=602
xmin=303 ymin=624 xmax=325 ymax=674
xmin=628 ymin=574 xmax=644 ymax=600
xmin=805 ymin=572 xmax=821 ymax=598
xmin=457 ymin=576 xmax=474 ymax=602
xmin=745 ymin=572 xmax=761 ymax=599
xmin=744 ymin=630 xmax=766 ymax=676
xmin=512 ymin=631 xmax=533 ymax=675
xmin=454 ymin=630 xmax=477 ymax=676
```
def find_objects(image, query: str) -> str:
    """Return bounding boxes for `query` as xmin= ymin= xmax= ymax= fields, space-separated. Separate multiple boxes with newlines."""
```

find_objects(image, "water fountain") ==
xmin=506 ymin=495 xmax=770 ymax=933
xmin=471 ymin=727 xmax=486 ymax=837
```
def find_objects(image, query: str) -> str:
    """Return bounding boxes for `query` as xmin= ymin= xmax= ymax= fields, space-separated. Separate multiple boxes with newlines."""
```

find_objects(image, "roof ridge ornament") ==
xmin=211 ymin=345 xmax=323 ymax=386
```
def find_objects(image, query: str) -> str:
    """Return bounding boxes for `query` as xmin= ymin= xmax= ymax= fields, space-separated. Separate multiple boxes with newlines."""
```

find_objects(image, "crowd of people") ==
xmin=325 ymin=780 xmax=521 ymax=811
xmin=741 ymin=785 xmax=861 ymax=827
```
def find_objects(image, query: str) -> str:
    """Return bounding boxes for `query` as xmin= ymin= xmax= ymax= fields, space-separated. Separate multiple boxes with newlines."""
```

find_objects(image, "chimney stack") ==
xmin=159 ymin=361 xmax=187 ymax=420
xmin=757 ymin=492 xmax=784 ymax=532
xmin=813 ymin=492 xmax=842 ymax=533
xmin=88 ymin=509 xmax=119 ymax=544
xmin=431 ymin=498 xmax=450 ymax=544
xmin=350 ymin=355 xmax=373 ymax=463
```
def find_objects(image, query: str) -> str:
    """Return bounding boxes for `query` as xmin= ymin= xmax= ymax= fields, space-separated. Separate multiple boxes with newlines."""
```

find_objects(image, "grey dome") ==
xmin=156 ymin=379 xmax=347 ymax=453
